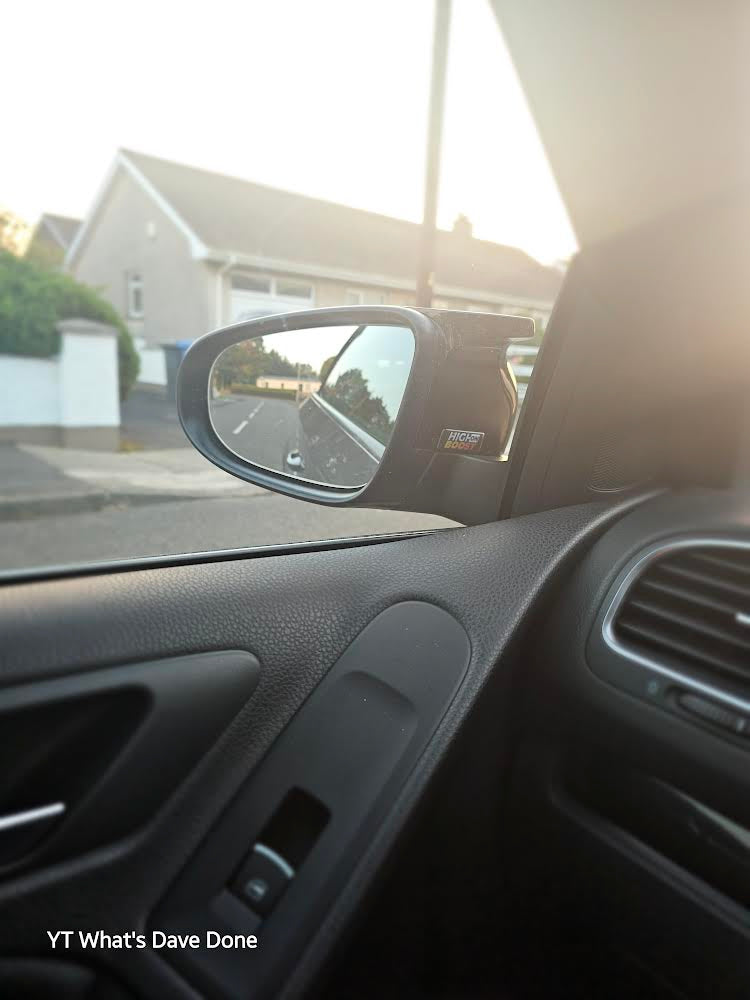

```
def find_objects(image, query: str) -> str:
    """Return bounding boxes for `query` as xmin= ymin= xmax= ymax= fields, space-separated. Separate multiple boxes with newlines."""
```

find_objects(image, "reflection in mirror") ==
xmin=209 ymin=324 xmax=415 ymax=488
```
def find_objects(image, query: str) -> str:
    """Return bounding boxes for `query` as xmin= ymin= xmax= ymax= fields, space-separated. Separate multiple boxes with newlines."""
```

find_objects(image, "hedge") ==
xmin=229 ymin=383 xmax=297 ymax=401
xmin=0 ymin=251 xmax=140 ymax=400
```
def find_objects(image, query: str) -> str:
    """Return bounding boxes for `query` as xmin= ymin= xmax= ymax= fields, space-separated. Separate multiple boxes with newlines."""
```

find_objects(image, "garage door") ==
xmin=231 ymin=276 xmax=314 ymax=322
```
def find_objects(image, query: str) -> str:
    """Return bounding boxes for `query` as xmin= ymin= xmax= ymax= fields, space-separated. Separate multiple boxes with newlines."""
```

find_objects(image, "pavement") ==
xmin=0 ymin=442 xmax=91 ymax=501
xmin=13 ymin=443 xmax=257 ymax=502
xmin=0 ymin=388 xmax=455 ymax=573
xmin=1 ymin=388 xmax=255 ymax=516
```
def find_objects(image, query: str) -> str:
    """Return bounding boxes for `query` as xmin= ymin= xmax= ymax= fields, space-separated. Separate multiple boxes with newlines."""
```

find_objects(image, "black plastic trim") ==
xmin=0 ymin=529 xmax=437 ymax=587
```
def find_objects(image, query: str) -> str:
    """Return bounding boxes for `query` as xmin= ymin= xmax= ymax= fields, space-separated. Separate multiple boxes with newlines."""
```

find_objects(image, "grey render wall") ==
xmin=71 ymin=168 xmax=211 ymax=346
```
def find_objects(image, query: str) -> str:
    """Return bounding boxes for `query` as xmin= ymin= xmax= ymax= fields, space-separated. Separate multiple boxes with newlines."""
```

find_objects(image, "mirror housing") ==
xmin=178 ymin=306 xmax=532 ymax=524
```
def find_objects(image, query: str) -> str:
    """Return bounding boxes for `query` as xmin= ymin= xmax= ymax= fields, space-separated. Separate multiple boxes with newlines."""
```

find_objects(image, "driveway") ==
xmin=121 ymin=388 xmax=189 ymax=450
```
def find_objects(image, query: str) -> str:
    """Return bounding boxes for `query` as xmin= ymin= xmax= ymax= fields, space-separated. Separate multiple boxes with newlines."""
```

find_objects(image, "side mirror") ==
xmin=177 ymin=307 xmax=532 ymax=524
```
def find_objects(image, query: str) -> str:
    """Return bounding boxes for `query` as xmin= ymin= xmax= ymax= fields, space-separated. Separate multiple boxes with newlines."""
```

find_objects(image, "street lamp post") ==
xmin=416 ymin=0 xmax=452 ymax=308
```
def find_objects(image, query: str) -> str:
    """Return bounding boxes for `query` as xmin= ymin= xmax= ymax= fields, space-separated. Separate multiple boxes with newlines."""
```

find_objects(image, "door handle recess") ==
xmin=0 ymin=650 xmax=260 ymax=874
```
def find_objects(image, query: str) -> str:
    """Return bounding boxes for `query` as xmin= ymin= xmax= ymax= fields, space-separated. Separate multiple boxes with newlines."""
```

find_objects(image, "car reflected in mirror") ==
xmin=209 ymin=324 xmax=415 ymax=489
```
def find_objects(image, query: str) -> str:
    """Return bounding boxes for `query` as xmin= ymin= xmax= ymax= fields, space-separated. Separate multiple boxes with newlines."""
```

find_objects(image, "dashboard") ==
xmin=505 ymin=489 xmax=750 ymax=998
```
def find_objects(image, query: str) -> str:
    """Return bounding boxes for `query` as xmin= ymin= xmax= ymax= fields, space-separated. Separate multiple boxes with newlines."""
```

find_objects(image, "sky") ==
xmin=225 ymin=323 xmax=409 ymax=381
xmin=3 ymin=0 xmax=577 ymax=265
xmin=260 ymin=327 xmax=358 ymax=375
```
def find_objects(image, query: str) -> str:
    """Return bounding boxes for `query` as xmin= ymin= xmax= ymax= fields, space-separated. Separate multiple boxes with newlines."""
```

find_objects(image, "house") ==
xmin=26 ymin=213 xmax=81 ymax=268
xmin=66 ymin=149 xmax=563 ymax=386
xmin=257 ymin=375 xmax=321 ymax=395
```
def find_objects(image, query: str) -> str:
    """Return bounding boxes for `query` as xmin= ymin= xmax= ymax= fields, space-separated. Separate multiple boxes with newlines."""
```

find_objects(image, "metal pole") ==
xmin=416 ymin=0 xmax=452 ymax=308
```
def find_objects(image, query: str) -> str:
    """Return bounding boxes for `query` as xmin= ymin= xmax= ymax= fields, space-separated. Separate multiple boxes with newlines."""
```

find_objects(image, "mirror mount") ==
xmin=178 ymin=306 xmax=533 ymax=525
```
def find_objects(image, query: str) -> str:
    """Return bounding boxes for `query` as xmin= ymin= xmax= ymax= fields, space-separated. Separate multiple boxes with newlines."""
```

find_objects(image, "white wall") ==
xmin=0 ymin=319 xmax=120 ymax=437
xmin=0 ymin=355 xmax=59 ymax=425
xmin=59 ymin=325 xmax=120 ymax=427
xmin=134 ymin=336 xmax=167 ymax=386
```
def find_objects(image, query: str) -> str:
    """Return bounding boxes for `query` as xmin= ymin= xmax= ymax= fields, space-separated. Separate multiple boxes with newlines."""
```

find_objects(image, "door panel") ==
xmin=0 ymin=503 xmax=621 ymax=999
xmin=156 ymin=602 xmax=470 ymax=999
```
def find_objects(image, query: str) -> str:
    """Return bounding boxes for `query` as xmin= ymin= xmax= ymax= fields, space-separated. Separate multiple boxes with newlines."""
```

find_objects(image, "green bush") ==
xmin=228 ymin=383 xmax=297 ymax=400
xmin=0 ymin=251 xmax=140 ymax=400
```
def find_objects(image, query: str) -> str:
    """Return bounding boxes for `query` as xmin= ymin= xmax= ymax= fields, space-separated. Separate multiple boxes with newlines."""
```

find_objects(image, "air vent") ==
xmin=612 ymin=542 xmax=750 ymax=686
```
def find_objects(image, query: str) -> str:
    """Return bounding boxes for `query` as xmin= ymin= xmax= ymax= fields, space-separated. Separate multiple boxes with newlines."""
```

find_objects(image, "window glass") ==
xmin=276 ymin=280 xmax=312 ymax=299
xmin=127 ymin=272 xmax=144 ymax=317
xmin=232 ymin=274 xmax=271 ymax=294
xmin=319 ymin=325 xmax=415 ymax=445
xmin=0 ymin=0 xmax=572 ymax=573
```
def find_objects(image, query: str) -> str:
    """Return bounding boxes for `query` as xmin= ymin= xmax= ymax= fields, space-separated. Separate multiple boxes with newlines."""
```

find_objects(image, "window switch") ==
xmin=232 ymin=843 xmax=294 ymax=917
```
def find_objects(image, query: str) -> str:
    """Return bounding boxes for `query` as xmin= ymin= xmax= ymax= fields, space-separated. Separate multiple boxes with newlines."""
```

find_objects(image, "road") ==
xmin=0 ymin=388 xmax=457 ymax=575
xmin=0 ymin=492 xmax=455 ymax=573
xmin=210 ymin=394 xmax=299 ymax=471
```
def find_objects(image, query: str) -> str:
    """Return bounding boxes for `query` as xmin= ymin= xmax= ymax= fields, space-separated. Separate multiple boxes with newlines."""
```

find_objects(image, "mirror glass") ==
xmin=209 ymin=324 xmax=415 ymax=488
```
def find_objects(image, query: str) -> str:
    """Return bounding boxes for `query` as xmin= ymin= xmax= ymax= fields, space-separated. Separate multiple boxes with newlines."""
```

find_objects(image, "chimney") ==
xmin=452 ymin=214 xmax=473 ymax=239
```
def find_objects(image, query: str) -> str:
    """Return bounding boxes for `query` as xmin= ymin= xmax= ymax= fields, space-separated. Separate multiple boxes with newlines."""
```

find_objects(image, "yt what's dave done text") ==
xmin=48 ymin=931 xmax=259 ymax=950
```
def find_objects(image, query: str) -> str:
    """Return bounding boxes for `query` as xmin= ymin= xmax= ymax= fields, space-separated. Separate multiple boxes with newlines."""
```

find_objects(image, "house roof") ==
xmin=82 ymin=149 xmax=562 ymax=305
xmin=40 ymin=213 xmax=82 ymax=249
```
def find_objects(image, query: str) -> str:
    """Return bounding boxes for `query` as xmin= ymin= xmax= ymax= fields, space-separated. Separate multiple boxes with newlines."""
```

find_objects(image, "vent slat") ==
xmin=657 ymin=561 xmax=750 ymax=602
xmin=613 ymin=543 xmax=750 ymax=687
xmin=638 ymin=575 xmax=742 ymax=617
xmin=687 ymin=550 xmax=750 ymax=579
xmin=616 ymin=617 xmax=749 ymax=682
xmin=627 ymin=597 xmax=750 ymax=654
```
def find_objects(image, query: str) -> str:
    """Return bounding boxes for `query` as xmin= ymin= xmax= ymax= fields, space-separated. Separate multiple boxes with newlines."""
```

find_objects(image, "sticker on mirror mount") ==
xmin=437 ymin=428 xmax=485 ymax=453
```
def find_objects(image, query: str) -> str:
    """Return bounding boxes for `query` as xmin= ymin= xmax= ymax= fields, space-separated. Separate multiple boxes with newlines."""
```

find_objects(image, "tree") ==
xmin=212 ymin=336 xmax=318 ymax=389
xmin=0 ymin=208 xmax=30 ymax=256
xmin=213 ymin=338 xmax=268 ymax=389
xmin=0 ymin=251 xmax=140 ymax=400
xmin=321 ymin=367 xmax=392 ymax=443
xmin=319 ymin=355 xmax=336 ymax=382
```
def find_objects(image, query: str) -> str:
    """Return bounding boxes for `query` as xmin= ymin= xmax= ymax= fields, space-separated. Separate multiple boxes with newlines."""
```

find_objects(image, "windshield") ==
xmin=0 ymin=0 xmax=573 ymax=574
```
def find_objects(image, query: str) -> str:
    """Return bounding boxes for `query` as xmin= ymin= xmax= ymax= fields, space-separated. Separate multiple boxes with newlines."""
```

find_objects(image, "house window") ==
xmin=127 ymin=271 xmax=144 ymax=318
xmin=232 ymin=273 xmax=272 ymax=294
xmin=276 ymin=279 xmax=313 ymax=300
xmin=231 ymin=274 xmax=312 ymax=300
xmin=345 ymin=289 xmax=364 ymax=305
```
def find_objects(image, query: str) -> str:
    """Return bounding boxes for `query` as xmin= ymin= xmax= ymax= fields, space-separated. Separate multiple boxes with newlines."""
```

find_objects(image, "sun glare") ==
xmin=3 ymin=0 xmax=577 ymax=264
